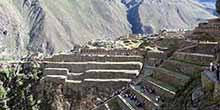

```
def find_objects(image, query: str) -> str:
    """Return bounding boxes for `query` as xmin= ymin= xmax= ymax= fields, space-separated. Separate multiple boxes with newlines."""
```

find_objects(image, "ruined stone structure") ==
xmin=190 ymin=18 xmax=220 ymax=41
xmin=93 ymin=40 xmax=218 ymax=110
xmin=194 ymin=19 xmax=220 ymax=33
xmin=41 ymin=34 xmax=219 ymax=110
xmin=41 ymin=49 xmax=145 ymax=109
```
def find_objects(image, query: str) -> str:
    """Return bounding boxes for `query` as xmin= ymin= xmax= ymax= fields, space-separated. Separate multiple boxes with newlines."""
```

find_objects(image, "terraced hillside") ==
xmin=41 ymin=50 xmax=144 ymax=110
xmin=93 ymin=42 xmax=218 ymax=110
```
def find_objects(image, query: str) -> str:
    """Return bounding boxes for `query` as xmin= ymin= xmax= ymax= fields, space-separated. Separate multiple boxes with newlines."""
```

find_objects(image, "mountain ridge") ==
xmin=0 ymin=0 xmax=216 ymax=57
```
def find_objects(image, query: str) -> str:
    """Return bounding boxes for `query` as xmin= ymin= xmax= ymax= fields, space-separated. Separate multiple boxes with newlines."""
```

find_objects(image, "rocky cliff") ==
xmin=0 ymin=0 xmax=216 ymax=55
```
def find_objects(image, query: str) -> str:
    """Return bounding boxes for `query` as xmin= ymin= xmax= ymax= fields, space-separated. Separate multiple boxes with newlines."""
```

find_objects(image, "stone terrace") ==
xmin=93 ymin=41 xmax=218 ymax=110
xmin=41 ymin=49 xmax=145 ymax=109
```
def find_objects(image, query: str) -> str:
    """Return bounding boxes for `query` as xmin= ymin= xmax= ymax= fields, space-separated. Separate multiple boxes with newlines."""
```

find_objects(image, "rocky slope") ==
xmin=122 ymin=0 xmax=216 ymax=34
xmin=0 ymin=0 xmax=216 ymax=55
xmin=0 ymin=0 xmax=131 ymax=55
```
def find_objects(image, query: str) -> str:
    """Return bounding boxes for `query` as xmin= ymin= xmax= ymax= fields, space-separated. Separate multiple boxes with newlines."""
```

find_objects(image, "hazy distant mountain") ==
xmin=195 ymin=0 xmax=217 ymax=15
xmin=0 ymin=0 xmax=216 ymax=55
xmin=197 ymin=0 xmax=216 ymax=9
xmin=123 ymin=0 xmax=216 ymax=34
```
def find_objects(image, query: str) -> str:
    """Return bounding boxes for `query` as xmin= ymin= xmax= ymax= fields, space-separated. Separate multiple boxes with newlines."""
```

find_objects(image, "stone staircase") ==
xmin=93 ymin=42 xmax=217 ymax=110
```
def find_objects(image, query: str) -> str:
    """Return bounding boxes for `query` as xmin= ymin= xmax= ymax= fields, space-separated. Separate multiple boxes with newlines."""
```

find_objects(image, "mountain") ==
xmin=0 ymin=0 xmax=216 ymax=56
xmin=196 ymin=0 xmax=216 ymax=9
xmin=0 ymin=0 xmax=131 ymax=56
xmin=195 ymin=0 xmax=217 ymax=15
xmin=122 ymin=0 xmax=216 ymax=34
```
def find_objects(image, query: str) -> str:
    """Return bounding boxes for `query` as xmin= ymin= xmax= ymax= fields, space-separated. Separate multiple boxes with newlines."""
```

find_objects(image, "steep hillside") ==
xmin=122 ymin=0 xmax=216 ymax=34
xmin=0 ymin=0 xmax=131 ymax=56
xmin=0 ymin=0 xmax=216 ymax=56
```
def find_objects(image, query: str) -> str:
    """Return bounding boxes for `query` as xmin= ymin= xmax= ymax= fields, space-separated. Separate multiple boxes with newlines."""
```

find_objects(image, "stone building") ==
xmin=190 ymin=18 xmax=220 ymax=41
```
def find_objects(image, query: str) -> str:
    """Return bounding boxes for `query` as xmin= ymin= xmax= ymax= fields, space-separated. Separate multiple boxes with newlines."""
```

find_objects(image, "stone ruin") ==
xmin=189 ymin=18 xmax=220 ymax=41
xmin=40 ymin=48 xmax=145 ymax=109
xmin=40 ymin=33 xmax=220 ymax=110
xmin=91 ymin=39 xmax=219 ymax=110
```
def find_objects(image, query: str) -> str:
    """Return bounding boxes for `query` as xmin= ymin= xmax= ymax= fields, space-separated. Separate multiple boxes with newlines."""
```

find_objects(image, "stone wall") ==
xmin=80 ymin=48 xmax=145 ymax=56
xmin=67 ymin=72 xmax=137 ymax=80
xmin=144 ymin=51 xmax=169 ymax=66
xmin=65 ymin=81 xmax=128 ymax=97
xmin=180 ymin=43 xmax=217 ymax=54
xmin=146 ymin=51 xmax=168 ymax=59
xmin=144 ymin=58 xmax=162 ymax=66
xmin=194 ymin=28 xmax=220 ymax=33
xmin=43 ymin=68 xmax=69 ymax=75
xmin=42 ymin=62 xmax=142 ymax=73
xmin=44 ymin=75 xmax=66 ymax=84
xmin=161 ymin=60 xmax=204 ymax=77
xmin=42 ymin=49 xmax=145 ymax=109
xmin=152 ymin=68 xmax=190 ymax=87
xmin=192 ymin=19 xmax=220 ymax=39
xmin=172 ymin=52 xmax=214 ymax=66
xmin=43 ymin=68 xmax=138 ymax=81
xmin=45 ymin=54 xmax=144 ymax=62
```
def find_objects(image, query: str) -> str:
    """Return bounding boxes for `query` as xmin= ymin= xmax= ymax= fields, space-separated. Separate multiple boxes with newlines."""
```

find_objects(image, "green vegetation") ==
xmin=0 ymin=61 xmax=43 ymax=110
xmin=0 ymin=86 xmax=6 ymax=99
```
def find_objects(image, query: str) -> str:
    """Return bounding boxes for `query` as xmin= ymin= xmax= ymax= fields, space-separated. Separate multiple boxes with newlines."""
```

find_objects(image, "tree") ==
xmin=0 ymin=85 xmax=6 ymax=99
xmin=216 ymin=0 xmax=220 ymax=16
